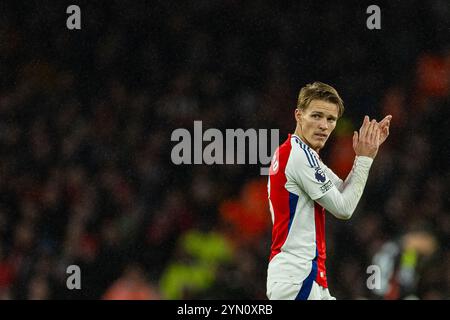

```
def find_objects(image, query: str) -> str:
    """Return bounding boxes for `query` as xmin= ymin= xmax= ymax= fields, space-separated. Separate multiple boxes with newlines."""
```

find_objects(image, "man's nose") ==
xmin=319 ymin=119 xmax=328 ymax=130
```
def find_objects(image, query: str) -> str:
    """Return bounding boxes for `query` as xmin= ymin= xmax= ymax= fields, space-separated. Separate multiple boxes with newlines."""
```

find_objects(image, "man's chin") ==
xmin=313 ymin=142 xmax=325 ymax=152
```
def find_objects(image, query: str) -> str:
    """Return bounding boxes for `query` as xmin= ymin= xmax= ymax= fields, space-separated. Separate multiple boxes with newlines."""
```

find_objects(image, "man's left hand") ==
xmin=378 ymin=115 xmax=392 ymax=145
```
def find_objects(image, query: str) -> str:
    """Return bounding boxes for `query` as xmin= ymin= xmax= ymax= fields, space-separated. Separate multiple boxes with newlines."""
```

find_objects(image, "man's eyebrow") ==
xmin=311 ymin=111 xmax=337 ymax=120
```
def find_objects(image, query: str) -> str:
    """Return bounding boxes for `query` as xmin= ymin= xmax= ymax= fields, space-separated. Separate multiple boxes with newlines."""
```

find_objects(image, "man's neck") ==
xmin=292 ymin=131 xmax=320 ymax=154
xmin=293 ymin=128 xmax=303 ymax=141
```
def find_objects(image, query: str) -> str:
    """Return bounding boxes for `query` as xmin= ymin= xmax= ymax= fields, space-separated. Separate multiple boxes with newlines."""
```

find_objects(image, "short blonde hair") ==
xmin=297 ymin=82 xmax=344 ymax=118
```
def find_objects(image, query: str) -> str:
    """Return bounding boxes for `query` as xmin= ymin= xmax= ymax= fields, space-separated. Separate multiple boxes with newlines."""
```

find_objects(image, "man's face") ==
xmin=295 ymin=99 xmax=338 ymax=152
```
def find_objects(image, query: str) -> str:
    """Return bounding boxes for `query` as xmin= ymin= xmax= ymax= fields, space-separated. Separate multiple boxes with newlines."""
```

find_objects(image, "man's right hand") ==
xmin=352 ymin=116 xmax=381 ymax=159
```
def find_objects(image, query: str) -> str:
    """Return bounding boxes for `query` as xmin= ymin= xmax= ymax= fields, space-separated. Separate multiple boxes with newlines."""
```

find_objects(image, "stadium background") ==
xmin=0 ymin=0 xmax=449 ymax=299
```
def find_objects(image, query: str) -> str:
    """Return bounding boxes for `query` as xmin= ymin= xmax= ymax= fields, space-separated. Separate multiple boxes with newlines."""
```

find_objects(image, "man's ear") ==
xmin=295 ymin=108 xmax=302 ymax=123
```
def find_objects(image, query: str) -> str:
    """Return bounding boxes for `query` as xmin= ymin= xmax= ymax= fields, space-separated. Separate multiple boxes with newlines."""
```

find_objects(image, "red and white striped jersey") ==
xmin=267 ymin=134 xmax=336 ymax=288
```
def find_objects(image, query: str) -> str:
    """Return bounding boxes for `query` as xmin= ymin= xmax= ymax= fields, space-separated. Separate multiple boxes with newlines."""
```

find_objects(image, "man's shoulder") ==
xmin=289 ymin=137 xmax=320 ymax=169
xmin=273 ymin=135 xmax=322 ymax=171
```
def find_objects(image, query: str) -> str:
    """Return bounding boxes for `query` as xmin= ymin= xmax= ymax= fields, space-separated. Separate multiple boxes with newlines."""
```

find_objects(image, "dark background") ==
xmin=0 ymin=0 xmax=449 ymax=299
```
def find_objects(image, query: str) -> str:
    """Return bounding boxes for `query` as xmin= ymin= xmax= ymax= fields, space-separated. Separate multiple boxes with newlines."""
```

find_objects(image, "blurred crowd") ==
xmin=0 ymin=0 xmax=449 ymax=299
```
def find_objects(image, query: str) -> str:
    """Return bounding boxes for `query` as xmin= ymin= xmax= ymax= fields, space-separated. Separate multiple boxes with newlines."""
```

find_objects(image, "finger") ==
xmin=353 ymin=131 xmax=358 ymax=150
xmin=379 ymin=115 xmax=392 ymax=125
xmin=380 ymin=116 xmax=392 ymax=130
xmin=360 ymin=115 xmax=370 ymax=138
xmin=384 ymin=121 xmax=390 ymax=137
xmin=372 ymin=121 xmax=381 ymax=143
xmin=375 ymin=121 xmax=381 ymax=141
xmin=371 ymin=120 xmax=379 ymax=141
xmin=370 ymin=124 xmax=377 ymax=145
xmin=367 ymin=119 xmax=376 ymax=141
xmin=375 ymin=125 xmax=381 ymax=146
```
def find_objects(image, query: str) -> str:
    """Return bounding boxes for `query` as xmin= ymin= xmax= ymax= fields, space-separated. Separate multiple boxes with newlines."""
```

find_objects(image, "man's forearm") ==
xmin=317 ymin=156 xmax=373 ymax=219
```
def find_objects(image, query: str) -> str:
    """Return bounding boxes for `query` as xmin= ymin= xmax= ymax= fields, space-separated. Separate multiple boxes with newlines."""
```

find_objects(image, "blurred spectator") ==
xmin=102 ymin=263 xmax=160 ymax=300
xmin=371 ymin=229 xmax=439 ymax=300
xmin=159 ymin=229 xmax=233 ymax=299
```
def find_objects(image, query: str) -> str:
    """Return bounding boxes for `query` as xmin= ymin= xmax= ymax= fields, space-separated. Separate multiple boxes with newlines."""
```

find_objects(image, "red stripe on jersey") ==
xmin=314 ymin=202 xmax=328 ymax=288
xmin=268 ymin=135 xmax=292 ymax=261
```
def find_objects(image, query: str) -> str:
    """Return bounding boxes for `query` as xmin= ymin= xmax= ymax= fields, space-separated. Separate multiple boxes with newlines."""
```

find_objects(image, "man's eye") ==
xmin=312 ymin=115 xmax=320 ymax=118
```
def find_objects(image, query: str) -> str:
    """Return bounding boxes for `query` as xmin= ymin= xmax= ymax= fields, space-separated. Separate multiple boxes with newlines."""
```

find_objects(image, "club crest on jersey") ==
xmin=314 ymin=167 xmax=326 ymax=183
